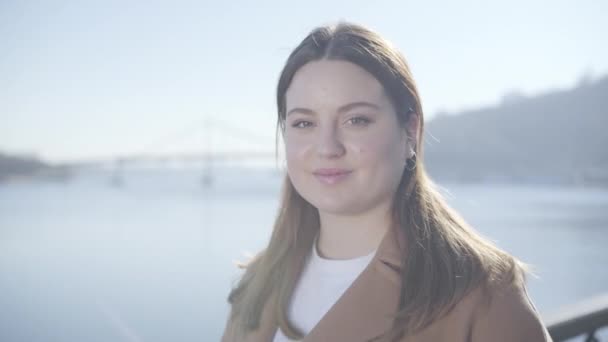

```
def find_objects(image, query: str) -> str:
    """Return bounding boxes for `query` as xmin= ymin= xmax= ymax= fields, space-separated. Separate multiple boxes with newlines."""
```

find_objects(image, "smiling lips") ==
xmin=313 ymin=168 xmax=353 ymax=185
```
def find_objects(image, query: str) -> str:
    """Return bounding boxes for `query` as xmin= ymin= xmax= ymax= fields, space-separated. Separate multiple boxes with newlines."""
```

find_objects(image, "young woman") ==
xmin=222 ymin=22 xmax=552 ymax=342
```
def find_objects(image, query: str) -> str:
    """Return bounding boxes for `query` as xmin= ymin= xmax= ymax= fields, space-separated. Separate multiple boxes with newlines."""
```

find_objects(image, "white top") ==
xmin=272 ymin=237 xmax=377 ymax=342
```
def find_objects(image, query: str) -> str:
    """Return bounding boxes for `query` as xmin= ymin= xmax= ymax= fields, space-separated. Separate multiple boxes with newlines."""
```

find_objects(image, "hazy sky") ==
xmin=2 ymin=0 xmax=607 ymax=162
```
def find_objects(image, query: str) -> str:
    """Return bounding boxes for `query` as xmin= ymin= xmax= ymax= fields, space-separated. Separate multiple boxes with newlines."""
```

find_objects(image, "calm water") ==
xmin=1 ymin=167 xmax=607 ymax=342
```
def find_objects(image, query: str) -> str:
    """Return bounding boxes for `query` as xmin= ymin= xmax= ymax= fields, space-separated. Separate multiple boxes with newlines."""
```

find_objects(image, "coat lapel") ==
xmin=302 ymin=225 xmax=406 ymax=341
xmin=244 ymin=226 xmax=406 ymax=342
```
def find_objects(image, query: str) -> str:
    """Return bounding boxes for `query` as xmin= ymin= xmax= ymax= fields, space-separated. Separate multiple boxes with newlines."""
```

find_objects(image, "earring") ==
xmin=405 ymin=152 xmax=417 ymax=171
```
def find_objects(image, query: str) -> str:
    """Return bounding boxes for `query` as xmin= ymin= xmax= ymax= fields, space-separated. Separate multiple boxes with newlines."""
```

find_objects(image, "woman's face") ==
xmin=283 ymin=60 xmax=412 ymax=216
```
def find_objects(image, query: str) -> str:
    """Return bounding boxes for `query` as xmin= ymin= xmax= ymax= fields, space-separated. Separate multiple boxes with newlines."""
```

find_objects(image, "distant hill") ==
xmin=0 ymin=152 xmax=71 ymax=183
xmin=424 ymin=75 xmax=608 ymax=185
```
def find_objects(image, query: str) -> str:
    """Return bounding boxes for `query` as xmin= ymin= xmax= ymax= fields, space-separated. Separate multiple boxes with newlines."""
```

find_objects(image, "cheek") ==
xmin=352 ymin=134 xmax=402 ymax=165
xmin=357 ymin=136 xmax=406 ymax=195
xmin=284 ymin=135 xmax=312 ymax=165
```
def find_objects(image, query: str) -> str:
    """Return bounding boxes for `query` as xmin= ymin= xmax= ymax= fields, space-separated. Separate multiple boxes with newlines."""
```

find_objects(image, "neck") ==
xmin=316 ymin=201 xmax=393 ymax=260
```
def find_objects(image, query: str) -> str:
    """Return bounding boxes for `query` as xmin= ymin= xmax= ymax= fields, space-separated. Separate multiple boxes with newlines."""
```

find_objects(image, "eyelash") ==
xmin=290 ymin=116 xmax=373 ymax=128
xmin=291 ymin=120 xmax=313 ymax=128
xmin=347 ymin=116 xmax=372 ymax=125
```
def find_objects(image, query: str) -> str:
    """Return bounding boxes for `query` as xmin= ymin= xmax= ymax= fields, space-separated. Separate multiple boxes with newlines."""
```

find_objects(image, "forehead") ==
xmin=285 ymin=60 xmax=389 ymax=110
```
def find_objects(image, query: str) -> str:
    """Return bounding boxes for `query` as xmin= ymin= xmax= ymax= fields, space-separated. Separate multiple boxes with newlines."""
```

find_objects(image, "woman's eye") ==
xmin=291 ymin=120 xmax=313 ymax=128
xmin=347 ymin=116 xmax=372 ymax=126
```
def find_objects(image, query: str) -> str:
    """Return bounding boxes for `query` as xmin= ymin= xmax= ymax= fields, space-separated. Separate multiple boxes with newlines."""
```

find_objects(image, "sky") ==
xmin=1 ymin=0 xmax=607 ymax=162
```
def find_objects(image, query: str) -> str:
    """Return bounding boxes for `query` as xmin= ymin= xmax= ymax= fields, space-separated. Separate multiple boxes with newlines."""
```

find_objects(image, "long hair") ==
xmin=227 ymin=21 xmax=527 ymax=341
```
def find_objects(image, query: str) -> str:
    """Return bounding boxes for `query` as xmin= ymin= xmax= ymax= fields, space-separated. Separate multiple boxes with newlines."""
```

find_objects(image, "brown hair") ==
xmin=226 ymin=21 xmax=527 ymax=341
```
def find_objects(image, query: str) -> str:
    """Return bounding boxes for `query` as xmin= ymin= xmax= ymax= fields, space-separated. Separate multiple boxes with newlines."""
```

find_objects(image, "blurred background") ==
xmin=1 ymin=0 xmax=607 ymax=341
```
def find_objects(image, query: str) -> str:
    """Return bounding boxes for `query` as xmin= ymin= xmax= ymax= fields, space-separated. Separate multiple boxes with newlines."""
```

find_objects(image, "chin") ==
xmin=306 ymin=195 xmax=367 ymax=216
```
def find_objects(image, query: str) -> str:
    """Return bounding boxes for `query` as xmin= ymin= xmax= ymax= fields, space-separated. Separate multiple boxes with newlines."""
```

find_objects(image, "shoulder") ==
xmin=400 ymin=279 xmax=552 ymax=342
xmin=467 ymin=280 xmax=552 ymax=342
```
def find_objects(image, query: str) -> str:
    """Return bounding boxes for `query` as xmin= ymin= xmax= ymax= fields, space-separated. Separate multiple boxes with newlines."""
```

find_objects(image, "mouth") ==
xmin=312 ymin=169 xmax=353 ymax=185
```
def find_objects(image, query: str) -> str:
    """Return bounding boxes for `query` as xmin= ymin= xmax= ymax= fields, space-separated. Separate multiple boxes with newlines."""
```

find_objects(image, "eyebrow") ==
xmin=286 ymin=101 xmax=381 ymax=116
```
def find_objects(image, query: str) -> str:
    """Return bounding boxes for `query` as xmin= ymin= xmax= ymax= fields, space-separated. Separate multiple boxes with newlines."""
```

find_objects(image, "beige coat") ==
xmin=221 ymin=226 xmax=552 ymax=342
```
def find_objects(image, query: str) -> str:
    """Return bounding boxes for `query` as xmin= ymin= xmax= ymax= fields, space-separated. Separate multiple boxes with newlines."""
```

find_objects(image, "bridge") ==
xmin=84 ymin=116 xmax=278 ymax=187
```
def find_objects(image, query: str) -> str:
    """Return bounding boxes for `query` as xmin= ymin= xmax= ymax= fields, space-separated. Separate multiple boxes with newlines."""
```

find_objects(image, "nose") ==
xmin=316 ymin=124 xmax=346 ymax=159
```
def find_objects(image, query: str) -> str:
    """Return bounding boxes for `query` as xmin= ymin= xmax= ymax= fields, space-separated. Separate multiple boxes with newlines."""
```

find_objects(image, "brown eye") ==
xmin=347 ymin=116 xmax=372 ymax=126
xmin=292 ymin=120 xmax=313 ymax=128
